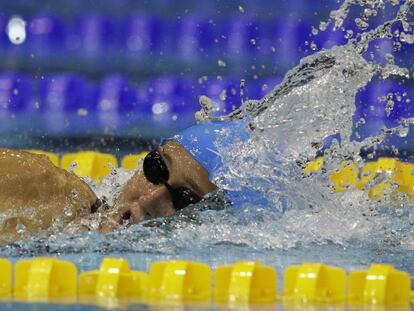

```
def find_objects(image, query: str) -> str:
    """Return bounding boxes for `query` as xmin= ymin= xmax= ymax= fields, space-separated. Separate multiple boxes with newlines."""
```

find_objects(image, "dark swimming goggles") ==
xmin=143 ymin=150 xmax=202 ymax=211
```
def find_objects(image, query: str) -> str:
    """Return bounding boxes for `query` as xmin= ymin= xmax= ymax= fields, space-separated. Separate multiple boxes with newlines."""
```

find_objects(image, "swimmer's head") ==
xmin=114 ymin=140 xmax=217 ymax=225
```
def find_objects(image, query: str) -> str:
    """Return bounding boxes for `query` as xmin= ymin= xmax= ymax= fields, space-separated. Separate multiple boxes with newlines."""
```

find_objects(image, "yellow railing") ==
xmin=0 ymin=257 xmax=412 ymax=308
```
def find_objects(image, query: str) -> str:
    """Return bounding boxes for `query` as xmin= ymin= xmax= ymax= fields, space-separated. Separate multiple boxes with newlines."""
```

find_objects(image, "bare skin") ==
xmin=0 ymin=148 xmax=97 ymax=244
xmin=0 ymin=141 xmax=215 ymax=243
xmin=115 ymin=140 xmax=217 ymax=224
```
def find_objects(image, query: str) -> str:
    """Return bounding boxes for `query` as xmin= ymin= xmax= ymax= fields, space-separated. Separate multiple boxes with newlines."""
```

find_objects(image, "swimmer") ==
xmin=0 ymin=148 xmax=111 ymax=244
xmin=0 ymin=116 xmax=249 ymax=243
xmin=115 ymin=117 xmax=253 ymax=224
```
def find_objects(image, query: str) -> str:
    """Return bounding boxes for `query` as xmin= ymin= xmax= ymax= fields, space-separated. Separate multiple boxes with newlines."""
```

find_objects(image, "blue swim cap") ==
xmin=169 ymin=117 xmax=273 ymax=209
xmin=172 ymin=118 xmax=250 ymax=177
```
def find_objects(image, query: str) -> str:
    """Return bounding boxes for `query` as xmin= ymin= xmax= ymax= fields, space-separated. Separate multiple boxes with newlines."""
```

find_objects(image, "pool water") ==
xmin=1 ymin=0 xmax=414 ymax=310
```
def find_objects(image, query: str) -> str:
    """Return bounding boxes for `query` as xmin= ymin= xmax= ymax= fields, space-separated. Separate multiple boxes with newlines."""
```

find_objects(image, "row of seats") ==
xmin=0 ymin=257 xmax=411 ymax=307
xmin=27 ymin=149 xmax=414 ymax=201
xmin=0 ymin=12 xmax=363 ymax=62
xmin=0 ymin=72 xmax=281 ymax=116
xmin=0 ymin=12 xmax=411 ymax=77
xmin=1 ymin=0 xmax=320 ymax=16
xmin=2 ymin=72 xmax=414 ymax=118
xmin=0 ymin=72 xmax=283 ymax=134
xmin=0 ymin=72 xmax=413 ymax=137
xmin=2 ymin=12 xmax=410 ymax=59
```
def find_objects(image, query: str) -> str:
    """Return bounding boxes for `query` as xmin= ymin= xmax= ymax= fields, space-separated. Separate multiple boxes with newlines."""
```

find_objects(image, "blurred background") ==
xmin=0 ymin=0 xmax=412 ymax=157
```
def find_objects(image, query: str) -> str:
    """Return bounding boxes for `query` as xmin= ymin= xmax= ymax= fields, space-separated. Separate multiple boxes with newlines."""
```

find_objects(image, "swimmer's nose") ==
xmin=118 ymin=202 xmax=145 ymax=225
xmin=117 ymin=186 xmax=175 ymax=224
xmin=139 ymin=186 xmax=176 ymax=218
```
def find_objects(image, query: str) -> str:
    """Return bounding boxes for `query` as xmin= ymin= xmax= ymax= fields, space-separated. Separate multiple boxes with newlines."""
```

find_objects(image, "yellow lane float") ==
xmin=215 ymin=261 xmax=277 ymax=304
xmin=61 ymin=151 xmax=118 ymax=183
xmin=79 ymin=258 xmax=148 ymax=299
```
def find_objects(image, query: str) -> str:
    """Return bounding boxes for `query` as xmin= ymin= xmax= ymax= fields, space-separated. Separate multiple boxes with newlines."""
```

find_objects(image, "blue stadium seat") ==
xmin=0 ymin=13 xmax=10 ymax=47
xmin=135 ymin=82 xmax=151 ymax=114
xmin=39 ymin=73 xmax=92 ymax=112
xmin=268 ymin=17 xmax=312 ymax=68
xmin=145 ymin=76 xmax=200 ymax=128
xmin=222 ymin=16 xmax=263 ymax=57
xmin=175 ymin=14 xmax=217 ymax=60
xmin=354 ymin=81 xmax=413 ymax=145
xmin=354 ymin=80 xmax=409 ymax=142
xmin=356 ymin=80 xmax=404 ymax=120
xmin=27 ymin=12 xmax=66 ymax=53
xmin=95 ymin=75 xmax=139 ymax=129
xmin=148 ymin=76 xmax=182 ymax=122
xmin=71 ymin=14 xmax=119 ymax=56
xmin=171 ymin=77 xmax=200 ymax=115
xmin=37 ymin=77 xmax=93 ymax=134
xmin=95 ymin=74 xmax=137 ymax=114
xmin=312 ymin=22 xmax=350 ymax=50
xmin=123 ymin=13 xmax=163 ymax=55
xmin=240 ymin=80 xmax=261 ymax=101
xmin=0 ymin=72 xmax=31 ymax=112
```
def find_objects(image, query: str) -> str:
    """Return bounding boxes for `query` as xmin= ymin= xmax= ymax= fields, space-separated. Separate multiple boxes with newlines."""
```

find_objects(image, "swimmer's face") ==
xmin=115 ymin=140 xmax=217 ymax=224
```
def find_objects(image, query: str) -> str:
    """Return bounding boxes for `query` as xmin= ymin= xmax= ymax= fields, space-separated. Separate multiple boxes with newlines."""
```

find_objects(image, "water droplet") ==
xmin=77 ymin=108 xmax=88 ymax=116
xmin=400 ymin=32 xmax=414 ymax=44
xmin=219 ymin=89 xmax=227 ymax=101
xmin=64 ymin=206 xmax=73 ymax=217
xmin=261 ymin=83 xmax=269 ymax=92
xmin=357 ymin=118 xmax=366 ymax=125
xmin=397 ymin=127 xmax=409 ymax=137
xmin=385 ymin=99 xmax=394 ymax=117
xmin=16 ymin=223 xmax=26 ymax=234
xmin=319 ymin=21 xmax=328 ymax=31
xmin=217 ymin=59 xmax=226 ymax=67
xmin=385 ymin=53 xmax=394 ymax=64
xmin=345 ymin=30 xmax=354 ymax=39
xmin=355 ymin=18 xmax=369 ymax=30
xmin=250 ymin=38 xmax=256 ymax=45
xmin=363 ymin=8 xmax=377 ymax=19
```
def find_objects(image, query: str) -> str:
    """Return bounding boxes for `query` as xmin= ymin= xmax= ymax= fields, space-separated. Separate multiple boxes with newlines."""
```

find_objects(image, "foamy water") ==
xmin=1 ymin=1 xmax=414 ymax=280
